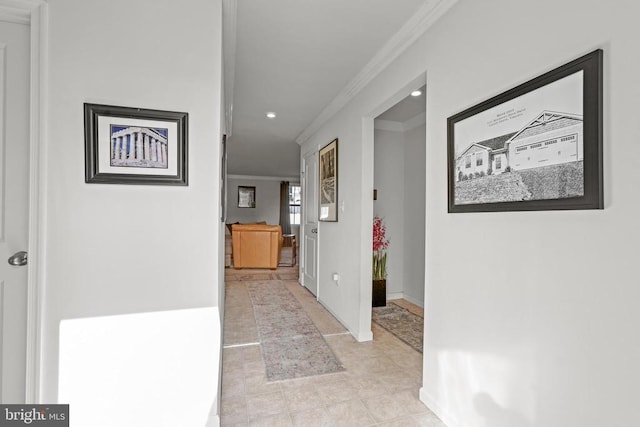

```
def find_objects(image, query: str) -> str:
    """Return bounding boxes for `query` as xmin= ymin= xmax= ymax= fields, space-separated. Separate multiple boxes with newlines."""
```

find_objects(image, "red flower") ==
xmin=373 ymin=216 xmax=389 ymax=280
xmin=372 ymin=216 xmax=389 ymax=252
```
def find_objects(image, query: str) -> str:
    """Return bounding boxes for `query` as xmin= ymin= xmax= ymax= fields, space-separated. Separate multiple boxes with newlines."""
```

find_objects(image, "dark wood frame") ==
xmin=447 ymin=49 xmax=603 ymax=213
xmin=319 ymin=138 xmax=338 ymax=222
xmin=237 ymin=186 xmax=256 ymax=208
xmin=84 ymin=103 xmax=188 ymax=185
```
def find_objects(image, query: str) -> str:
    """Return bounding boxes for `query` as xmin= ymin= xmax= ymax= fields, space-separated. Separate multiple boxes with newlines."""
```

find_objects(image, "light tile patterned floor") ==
xmin=221 ymin=266 xmax=445 ymax=426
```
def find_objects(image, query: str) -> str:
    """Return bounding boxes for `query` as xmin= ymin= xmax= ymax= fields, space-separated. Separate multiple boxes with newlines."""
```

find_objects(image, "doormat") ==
xmin=247 ymin=282 xmax=344 ymax=381
xmin=372 ymin=301 xmax=423 ymax=353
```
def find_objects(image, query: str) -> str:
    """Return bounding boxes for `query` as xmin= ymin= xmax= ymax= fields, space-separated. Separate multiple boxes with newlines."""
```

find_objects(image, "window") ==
xmin=496 ymin=156 xmax=502 ymax=169
xmin=289 ymin=185 xmax=301 ymax=225
xmin=476 ymin=154 xmax=483 ymax=166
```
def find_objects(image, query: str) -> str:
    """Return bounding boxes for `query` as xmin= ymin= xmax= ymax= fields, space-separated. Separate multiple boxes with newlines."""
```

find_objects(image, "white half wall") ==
xmin=58 ymin=307 xmax=220 ymax=427
xmin=300 ymin=0 xmax=640 ymax=425
xmin=42 ymin=0 xmax=223 ymax=407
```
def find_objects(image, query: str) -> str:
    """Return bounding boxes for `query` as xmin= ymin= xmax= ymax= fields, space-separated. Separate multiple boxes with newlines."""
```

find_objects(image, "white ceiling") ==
xmin=226 ymin=0 xmax=427 ymax=177
xmin=377 ymin=85 xmax=426 ymax=123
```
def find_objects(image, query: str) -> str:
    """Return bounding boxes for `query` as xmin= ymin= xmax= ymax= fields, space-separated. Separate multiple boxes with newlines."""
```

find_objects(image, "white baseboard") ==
xmin=403 ymin=293 xmax=424 ymax=308
xmin=317 ymin=297 xmax=372 ymax=342
xmin=206 ymin=413 xmax=220 ymax=427
xmin=354 ymin=328 xmax=373 ymax=342
xmin=419 ymin=387 xmax=457 ymax=427
xmin=386 ymin=292 xmax=424 ymax=308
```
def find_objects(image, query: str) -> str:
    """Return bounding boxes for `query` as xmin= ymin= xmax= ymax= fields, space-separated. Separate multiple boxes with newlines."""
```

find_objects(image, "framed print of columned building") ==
xmin=84 ymin=103 xmax=188 ymax=186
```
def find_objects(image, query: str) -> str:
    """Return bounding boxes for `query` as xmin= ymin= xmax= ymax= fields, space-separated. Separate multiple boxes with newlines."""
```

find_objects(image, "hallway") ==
xmin=220 ymin=266 xmax=444 ymax=426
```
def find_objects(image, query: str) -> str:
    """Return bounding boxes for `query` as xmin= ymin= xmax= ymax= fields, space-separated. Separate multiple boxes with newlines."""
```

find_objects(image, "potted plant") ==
xmin=372 ymin=216 xmax=389 ymax=307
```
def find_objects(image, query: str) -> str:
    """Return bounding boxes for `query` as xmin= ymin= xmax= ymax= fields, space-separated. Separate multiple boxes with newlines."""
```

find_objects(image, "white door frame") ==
xmin=0 ymin=0 xmax=48 ymax=403
xmin=300 ymin=147 xmax=319 ymax=298
xmin=359 ymin=72 xmax=426 ymax=340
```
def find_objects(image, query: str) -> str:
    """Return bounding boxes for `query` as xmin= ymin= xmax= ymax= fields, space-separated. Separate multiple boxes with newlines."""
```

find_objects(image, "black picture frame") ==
xmin=319 ymin=138 xmax=338 ymax=221
xmin=84 ymin=103 xmax=188 ymax=185
xmin=238 ymin=186 xmax=256 ymax=208
xmin=447 ymin=49 xmax=603 ymax=213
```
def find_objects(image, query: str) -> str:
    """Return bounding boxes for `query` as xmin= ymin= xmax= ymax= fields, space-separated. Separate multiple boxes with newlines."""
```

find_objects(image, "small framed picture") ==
xmin=319 ymin=138 xmax=338 ymax=221
xmin=447 ymin=49 xmax=603 ymax=212
xmin=84 ymin=103 xmax=188 ymax=185
xmin=238 ymin=186 xmax=256 ymax=208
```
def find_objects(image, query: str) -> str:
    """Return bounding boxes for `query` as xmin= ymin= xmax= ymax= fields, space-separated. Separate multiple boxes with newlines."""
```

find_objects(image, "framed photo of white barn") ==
xmin=447 ymin=49 xmax=603 ymax=213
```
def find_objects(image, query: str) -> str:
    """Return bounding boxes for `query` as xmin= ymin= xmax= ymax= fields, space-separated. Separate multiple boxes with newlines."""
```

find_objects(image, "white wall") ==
xmin=301 ymin=0 xmax=640 ymax=425
xmin=402 ymin=123 xmax=426 ymax=306
xmin=226 ymin=177 xmax=281 ymax=224
xmin=42 ymin=0 xmax=223 ymax=408
xmin=374 ymin=129 xmax=405 ymax=296
xmin=303 ymin=116 xmax=374 ymax=340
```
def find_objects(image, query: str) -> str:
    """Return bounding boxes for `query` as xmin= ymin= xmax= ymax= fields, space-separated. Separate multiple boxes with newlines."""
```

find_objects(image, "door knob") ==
xmin=8 ymin=251 xmax=28 ymax=266
xmin=311 ymin=228 xmax=318 ymax=234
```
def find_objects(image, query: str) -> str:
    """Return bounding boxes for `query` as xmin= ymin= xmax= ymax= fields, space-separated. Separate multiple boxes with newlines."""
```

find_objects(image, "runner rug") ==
xmin=372 ymin=301 xmax=423 ymax=353
xmin=247 ymin=281 xmax=344 ymax=381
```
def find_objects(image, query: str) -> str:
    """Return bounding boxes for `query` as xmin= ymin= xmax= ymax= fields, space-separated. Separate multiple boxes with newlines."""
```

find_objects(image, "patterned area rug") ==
xmin=226 ymin=273 xmax=274 ymax=282
xmin=225 ymin=268 xmax=299 ymax=282
xmin=247 ymin=282 xmax=344 ymax=381
xmin=372 ymin=301 xmax=423 ymax=353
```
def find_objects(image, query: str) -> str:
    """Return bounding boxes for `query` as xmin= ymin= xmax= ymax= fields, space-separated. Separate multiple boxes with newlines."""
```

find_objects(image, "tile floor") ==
xmin=221 ymin=266 xmax=445 ymax=426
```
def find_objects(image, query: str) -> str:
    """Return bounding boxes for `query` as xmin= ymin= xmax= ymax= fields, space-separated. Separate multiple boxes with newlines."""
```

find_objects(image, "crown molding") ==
xmin=374 ymin=119 xmax=404 ymax=132
xmin=0 ymin=0 xmax=42 ymax=24
xmin=403 ymin=112 xmax=426 ymax=131
xmin=374 ymin=112 xmax=426 ymax=132
xmin=295 ymin=0 xmax=457 ymax=145
xmin=228 ymin=174 xmax=299 ymax=183
xmin=222 ymin=0 xmax=237 ymax=137
xmin=0 ymin=5 xmax=27 ymax=24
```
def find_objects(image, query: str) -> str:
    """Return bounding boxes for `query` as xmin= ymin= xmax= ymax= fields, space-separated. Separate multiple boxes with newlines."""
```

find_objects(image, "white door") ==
xmin=302 ymin=151 xmax=318 ymax=297
xmin=0 ymin=19 xmax=30 ymax=403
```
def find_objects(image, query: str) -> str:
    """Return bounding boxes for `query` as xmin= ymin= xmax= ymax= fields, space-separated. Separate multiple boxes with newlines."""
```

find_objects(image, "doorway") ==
xmin=368 ymin=79 xmax=426 ymax=358
xmin=373 ymin=85 xmax=426 ymax=308
xmin=301 ymin=149 xmax=319 ymax=297
xmin=0 ymin=17 xmax=30 ymax=404
xmin=0 ymin=2 xmax=47 ymax=403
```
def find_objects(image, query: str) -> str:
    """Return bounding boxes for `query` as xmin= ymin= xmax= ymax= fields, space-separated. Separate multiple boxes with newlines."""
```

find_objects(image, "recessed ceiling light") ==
xmin=411 ymin=90 xmax=422 ymax=97
xmin=266 ymin=112 xmax=276 ymax=119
